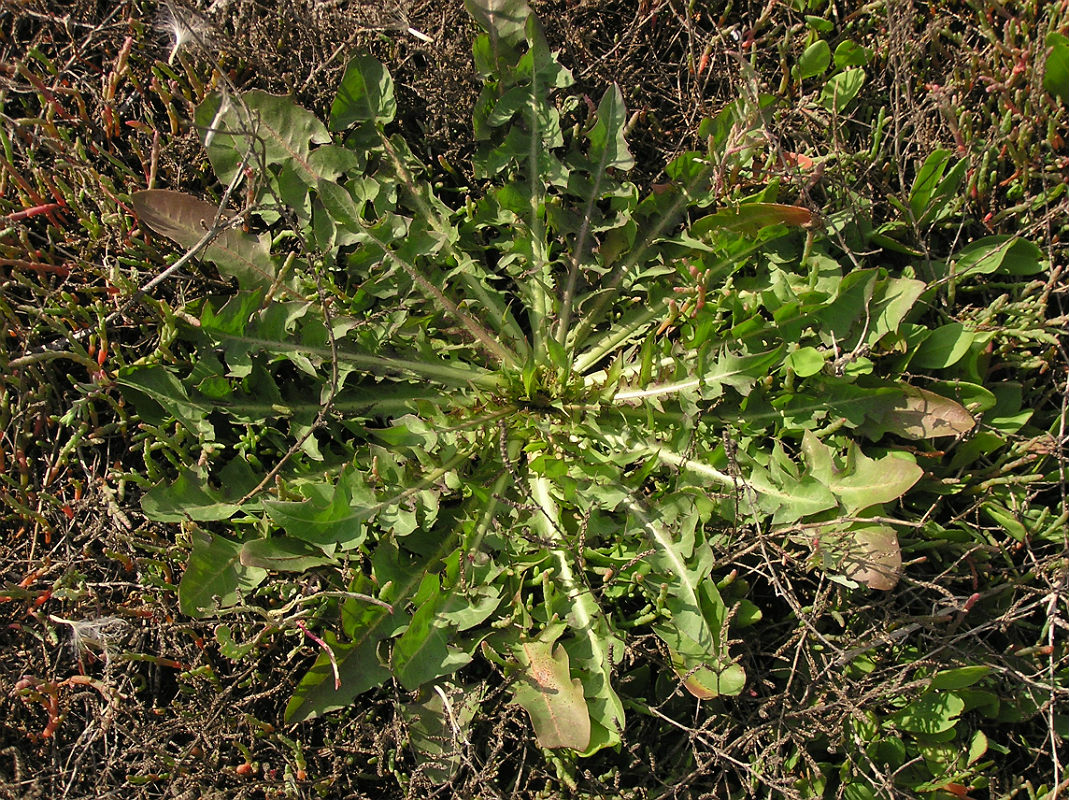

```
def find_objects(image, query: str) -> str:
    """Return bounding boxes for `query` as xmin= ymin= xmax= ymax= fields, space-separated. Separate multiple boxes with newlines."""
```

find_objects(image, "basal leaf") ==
xmin=911 ymin=322 xmax=975 ymax=369
xmin=890 ymin=691 xmax=965 ymax=734
xmin=286 ymin=630 xmax=390 ymax=723
xmin=672 ymin=653 xmax=747 ymax=699
xmin=816 ymin=269 xmax=878 ymax=344
xmin=132 ymin=190 xmax=276 ymax=290
xmin=1044 ymin=32 xmax=1069 ymax=104
xmin=116 ymin=365 xmax=214 ymax=440
xmin=141 ymin=469 xmax=242 ymax=523
xmin=627 ymin=499 xmax=745 ymax=699
xmin=870 ymin=277 xmax=926 ymax=341
xmin=196 ymin=90 xmax=332 ymax=190
xmin=819 ymin=68 xmax=866 ymax=111
xmin=586 ymin=83 xmax=634 ymax=172
xmin=286 ymin=596 xmax=404 ymax=723
xmin=330 ymin=55 xmax=396 ymax=131
xmin=802 ymin=432 xmax=923 ymax=514
xmin=747 ymin=461 xmax=838 ymax=523
xmin=465 ymin=0 xmax=531 ymax=48
xmin=178 ymin=530 xmax=267 ymax=618
xmin=511 ymin=637 xmax=592 ymax=750
xmin=261 ymin=471 xmax=374 ymax=549
xmin=530 ymin=475 xmax=624 ymax=753
xmin=392 ymin=575 xmax=471 ymax=691
xmin=839 ymin=524 xmax=903 ymax=591
xmin=239 ymin=536 xmax=337 ymax=572
xmin=877 ymin=384 xmax=976 ymax=439
xmin=691 ymin=203 xmax=813 ymax=235
xmin=403 ymin=683 xmax=482 ymax=782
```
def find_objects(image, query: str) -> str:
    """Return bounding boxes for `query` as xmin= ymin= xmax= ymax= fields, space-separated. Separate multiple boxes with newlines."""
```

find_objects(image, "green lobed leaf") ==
xmin=745 ymin=450 xmax=838 ymax=524
xmin=261 ymin=471 xmax=374 ymax=549
xmin=627 ymin=498 xmax=745 ymax=699
xmin=285 ymin=594 xmax=405 ymax=723
xmin=117 ymin=364 xmax=214 ymax=440
xmin=392 ymin=574 xmax=472 ymax=691
xmin=511 ymin=635 xmax=592 ymax=751
xmin=586 ymin=83 xmax=634 ymax=172
xmin=141 ymin=469 xmax=242 ymax=523
xmin=802 ymin=431 xmax=923 ymax=514
xmin=196 ymin=90 xmax=332 ymax=191
xmin=529 ymin=474 xmax=625 ymax=753
xmin=178 ymin=530 xmax=267 ymax=618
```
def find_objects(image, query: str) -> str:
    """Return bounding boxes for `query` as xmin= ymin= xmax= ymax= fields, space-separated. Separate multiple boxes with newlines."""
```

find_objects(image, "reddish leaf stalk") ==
xmin=296 ymin=621 xmax=340 ymax=690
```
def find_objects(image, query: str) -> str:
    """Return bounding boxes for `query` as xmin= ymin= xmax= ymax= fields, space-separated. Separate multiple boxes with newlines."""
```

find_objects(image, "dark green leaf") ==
xmin=239 ymin=536 xmax=337 ymax=571
xmin=1044 ymin=32 xmax=1069 ymax=104
xmin=178 ymin=530 xmax=267 ymax=618
xmin=116 ymin=365 xmax=213 ymax=439
xmin=286 ymin=597 xmax=404 ymax=723
xmin=330 ymin=56 xmax=396 ymax=131
xmin=141 ymin=469 xmax=242 ymax=523
xmin=392 ymin=575 xmax=471 ymax=691
xmin=795 ymin=40 xmax=831 ymax=79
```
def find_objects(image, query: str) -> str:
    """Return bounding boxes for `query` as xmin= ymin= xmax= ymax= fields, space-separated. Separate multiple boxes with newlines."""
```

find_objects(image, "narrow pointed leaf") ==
xmin=587 ymin=84 xmax=634 ymax=171
xmin=691 ymin=203 xmax=813 ymax=235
